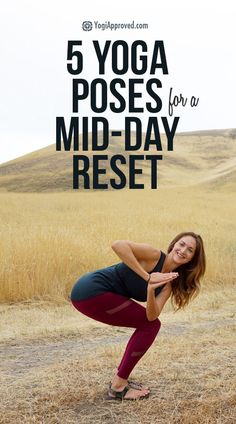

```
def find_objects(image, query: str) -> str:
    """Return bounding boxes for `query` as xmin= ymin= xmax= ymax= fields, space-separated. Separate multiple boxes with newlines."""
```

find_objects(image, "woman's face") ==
xmin=171 ymin=235 xmax=196 ymax=265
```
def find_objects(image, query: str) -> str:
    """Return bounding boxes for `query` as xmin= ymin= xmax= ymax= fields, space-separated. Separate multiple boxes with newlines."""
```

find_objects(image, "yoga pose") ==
xmin=71 ymin=231 xmax=206 ymax=401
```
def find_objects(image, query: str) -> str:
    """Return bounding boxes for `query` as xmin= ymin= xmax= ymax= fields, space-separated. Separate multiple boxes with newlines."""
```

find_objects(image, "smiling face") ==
xmin=171 ymin=235 xmax=196 ymax=265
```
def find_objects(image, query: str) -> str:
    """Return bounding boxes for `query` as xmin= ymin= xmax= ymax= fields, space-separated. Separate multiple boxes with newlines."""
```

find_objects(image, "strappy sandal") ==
xmin=109 ymin=380 xmax=150 ymax=392
xmin=107 ymin=385 xmax=150 ymax=401
xmin=128 ymin=380 xmax=150 ymax=392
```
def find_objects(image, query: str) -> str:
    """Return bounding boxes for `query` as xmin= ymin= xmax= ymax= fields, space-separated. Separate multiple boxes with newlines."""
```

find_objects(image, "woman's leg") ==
xmin=72 ymin=292 xmax=161 ymax=381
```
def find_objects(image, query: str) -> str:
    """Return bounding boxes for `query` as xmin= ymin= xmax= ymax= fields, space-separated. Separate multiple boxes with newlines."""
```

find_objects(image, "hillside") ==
xmin=0 ymin=129 xmax=235 ymax=191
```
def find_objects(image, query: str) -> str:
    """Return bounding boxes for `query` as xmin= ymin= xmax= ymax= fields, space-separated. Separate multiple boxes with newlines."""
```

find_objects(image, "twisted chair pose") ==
xmin=71 ymin=232 xmax=206 ymax=401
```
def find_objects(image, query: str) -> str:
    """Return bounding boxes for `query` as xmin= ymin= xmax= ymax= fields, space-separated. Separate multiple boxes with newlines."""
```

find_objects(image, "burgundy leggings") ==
xmin=71 ymin=292 xmax=161 ymax=379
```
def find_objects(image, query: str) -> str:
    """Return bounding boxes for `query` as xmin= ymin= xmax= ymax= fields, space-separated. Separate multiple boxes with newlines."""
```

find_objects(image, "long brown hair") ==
xmin=167 ymin=232 xmax=206 ymax=310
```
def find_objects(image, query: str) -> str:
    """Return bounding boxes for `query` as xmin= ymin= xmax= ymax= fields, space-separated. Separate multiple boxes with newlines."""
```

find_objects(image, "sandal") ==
xmin=107 ymin=385 xmax=150 ymax=401
xmin=109 ymin=380 xmax=150 ymax=392
xmin=128 ymin=380 xmax=150 ymax=392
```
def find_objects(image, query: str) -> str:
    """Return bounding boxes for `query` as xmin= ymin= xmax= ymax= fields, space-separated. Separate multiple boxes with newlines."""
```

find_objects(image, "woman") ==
xmin=71 ymin=231 xmax=206 ymax=401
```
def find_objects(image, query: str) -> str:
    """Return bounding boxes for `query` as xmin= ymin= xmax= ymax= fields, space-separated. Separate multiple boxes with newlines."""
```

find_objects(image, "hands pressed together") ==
xmin=147 ymin=272 xmax=179 ymax=290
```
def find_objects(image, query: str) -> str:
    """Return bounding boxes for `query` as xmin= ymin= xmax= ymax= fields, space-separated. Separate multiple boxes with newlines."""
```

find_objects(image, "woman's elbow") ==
xmin=111 ymin=240 xmax=126 ymax=251
xmin=146 ymin=313 xmax=160 ymax=321
xmin=111 ymin=240 xmax=120 ymax=248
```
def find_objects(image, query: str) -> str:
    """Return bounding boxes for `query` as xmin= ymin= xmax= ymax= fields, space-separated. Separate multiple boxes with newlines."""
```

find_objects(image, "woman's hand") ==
xmin=147 ymin=272 xmax=178 ymax=290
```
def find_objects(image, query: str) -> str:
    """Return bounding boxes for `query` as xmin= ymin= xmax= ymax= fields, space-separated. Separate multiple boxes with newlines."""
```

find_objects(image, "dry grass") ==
xmin=0 ymin=287 xmax=235 ymax=424
xmin=0 ymin=187 xmax=235 ymax=303
xmin=0 ymin=183 xmax=235 ymax=423
xmin=1 ymin=132 xmax=236 ymax=192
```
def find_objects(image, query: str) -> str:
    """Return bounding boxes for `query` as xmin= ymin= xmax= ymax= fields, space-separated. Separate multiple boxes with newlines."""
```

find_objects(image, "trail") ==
xmin=1 ymin=318 xmax=234 ymax=382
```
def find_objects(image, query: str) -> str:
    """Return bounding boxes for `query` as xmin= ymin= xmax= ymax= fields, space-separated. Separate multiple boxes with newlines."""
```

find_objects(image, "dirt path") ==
xmin=1 ymin=318 xmax=234 ymax=382
xmin=0 ymin=314 xmax=235 ymax=424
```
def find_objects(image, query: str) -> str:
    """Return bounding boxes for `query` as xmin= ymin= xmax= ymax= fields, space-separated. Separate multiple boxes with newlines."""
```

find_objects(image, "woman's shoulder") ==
xmin=149 ymin=247 xmax=162 ymax=261
xmin=136 ymin=242 xmax=162 ymax=260
xmin=140 ymin=247 xmax=162 ymax=272
xmin=113 ymin=240 xmax=161 ymax=261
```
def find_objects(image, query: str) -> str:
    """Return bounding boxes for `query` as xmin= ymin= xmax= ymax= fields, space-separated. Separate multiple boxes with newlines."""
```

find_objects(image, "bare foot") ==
xmin=108 ymin=385 xmax=149 ymax=400
xmin=112 ymin=371 xmax=150 ymax=392
xmin=128 ymin=380 xmax=150 ymax=392
xmin=123 ymin=386 xmax=149 ymax=400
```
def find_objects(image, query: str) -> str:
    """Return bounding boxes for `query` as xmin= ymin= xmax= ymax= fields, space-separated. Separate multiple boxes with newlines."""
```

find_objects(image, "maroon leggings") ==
xmin=71 ymin=292 xmax=161 ymax=379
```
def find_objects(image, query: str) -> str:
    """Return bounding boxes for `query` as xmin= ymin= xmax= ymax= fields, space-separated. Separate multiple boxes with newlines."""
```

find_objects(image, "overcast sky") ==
xmin=0 ymin=0 xmax=235 ymax=164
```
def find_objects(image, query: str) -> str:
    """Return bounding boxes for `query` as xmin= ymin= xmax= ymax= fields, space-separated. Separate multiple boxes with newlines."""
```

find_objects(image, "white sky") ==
xmin=0 ymin=0 xmax=235 ymax=164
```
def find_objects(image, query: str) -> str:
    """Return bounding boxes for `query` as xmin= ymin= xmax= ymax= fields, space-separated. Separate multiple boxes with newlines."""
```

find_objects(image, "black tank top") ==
xmin=71 ymin=251 xmax=166 ymax=302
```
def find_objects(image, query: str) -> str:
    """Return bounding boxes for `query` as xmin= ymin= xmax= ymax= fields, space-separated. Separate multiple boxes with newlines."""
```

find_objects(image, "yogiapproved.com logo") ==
xmin=82 ymin=21 xmax=93 ymax=31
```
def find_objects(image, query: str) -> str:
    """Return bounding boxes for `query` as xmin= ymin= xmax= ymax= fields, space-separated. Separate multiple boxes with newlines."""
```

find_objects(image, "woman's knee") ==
xmin=151 ymin=317 xmax=161 ymax=332
xmin=142 ymin=317 xmax=161 ymax=334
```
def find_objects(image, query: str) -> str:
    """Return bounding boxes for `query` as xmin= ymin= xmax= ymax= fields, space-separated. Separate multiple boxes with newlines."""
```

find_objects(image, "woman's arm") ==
xmin=111 ymin=240 xmax=160 ymax=281
xmin=146 ymin=282 xmax=172 ymax=321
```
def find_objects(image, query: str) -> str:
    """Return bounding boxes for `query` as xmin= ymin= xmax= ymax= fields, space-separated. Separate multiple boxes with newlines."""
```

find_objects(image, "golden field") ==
xmin=0 ymin=187 xmax=235 ymax=303
xmin=0 ymin=187 xmax=235 ymax=423
xmin=0 ymin=130 xmax=236 ymax=192
xmin=0 ymin=129 xmax=236 ymax=423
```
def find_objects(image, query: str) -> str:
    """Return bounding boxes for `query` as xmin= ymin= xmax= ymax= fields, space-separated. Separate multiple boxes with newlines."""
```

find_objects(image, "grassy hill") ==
xmin=0 ymin=129 xmax=235 ymax=191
